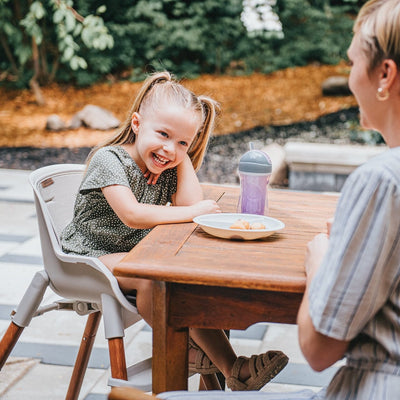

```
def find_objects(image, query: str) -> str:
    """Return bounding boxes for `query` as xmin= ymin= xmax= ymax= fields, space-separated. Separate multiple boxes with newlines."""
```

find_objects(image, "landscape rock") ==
xmin=321 ymin=76 xmax=351 ymax=96
xmin=74 ymin=105 xmax=120 ymax=130
xmin=68 ymin=113 xmax=83 ymax=129
xmin=45 ymin=114 xmax=66 ymax=131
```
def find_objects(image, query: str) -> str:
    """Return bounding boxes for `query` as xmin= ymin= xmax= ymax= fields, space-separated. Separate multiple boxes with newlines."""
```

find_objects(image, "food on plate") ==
xmin=230 ymin=219 xmax=250 ymax=230
xmin=230 ymin=219 xmax=265 ymax=230
xmin=250 ymin=222 xmax=266 ymax=230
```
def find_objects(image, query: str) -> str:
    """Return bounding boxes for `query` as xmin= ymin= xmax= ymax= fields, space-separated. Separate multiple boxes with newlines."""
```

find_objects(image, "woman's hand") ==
xmin=327 ymin=217 xmax=334 ymax=236
xmin=305 ymin=233 xmax=329 ymax=283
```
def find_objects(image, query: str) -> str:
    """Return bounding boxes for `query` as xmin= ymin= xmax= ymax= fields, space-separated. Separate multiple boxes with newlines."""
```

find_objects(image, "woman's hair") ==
xmin=87 ymin=71 xmax=219 ymax=172
xmin=354 ymin=0 xmax=400 ymax=72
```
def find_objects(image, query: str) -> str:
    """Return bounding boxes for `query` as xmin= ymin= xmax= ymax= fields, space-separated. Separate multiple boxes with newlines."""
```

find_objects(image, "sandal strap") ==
xmin=227 ymin=351 xmax=289 ymax=391
xmin=188 ymin=337 xmax=219 ymax=375
xmin=230 ymin=355 xmax=248 ymax=379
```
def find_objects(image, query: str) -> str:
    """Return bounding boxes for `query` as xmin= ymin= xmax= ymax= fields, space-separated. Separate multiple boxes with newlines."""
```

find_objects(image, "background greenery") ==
xmin=1 ymin=0 xmax=365 ymax=91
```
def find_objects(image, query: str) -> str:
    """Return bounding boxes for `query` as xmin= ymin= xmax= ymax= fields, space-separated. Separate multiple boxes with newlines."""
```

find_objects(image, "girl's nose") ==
xmin=163 ymin=141 xmax=175 ymax=154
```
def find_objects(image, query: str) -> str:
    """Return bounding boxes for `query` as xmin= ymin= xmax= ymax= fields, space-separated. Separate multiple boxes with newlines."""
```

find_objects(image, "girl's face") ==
xmin=131 ymin=103 xmax=201 ymax=174
xmin=347 ymin=34 xmax=382 ymax=131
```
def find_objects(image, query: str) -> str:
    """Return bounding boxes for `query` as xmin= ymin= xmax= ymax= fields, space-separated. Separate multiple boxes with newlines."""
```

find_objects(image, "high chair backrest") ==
xmin=34 ymin=164 xmax=84 ymax=239
xmin=29 ymin=164 xmax=137 ymax=317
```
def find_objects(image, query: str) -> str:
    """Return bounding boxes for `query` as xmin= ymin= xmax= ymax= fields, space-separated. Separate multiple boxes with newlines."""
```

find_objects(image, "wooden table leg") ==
xmin=152 ymin=281 xmax=188 ymax=394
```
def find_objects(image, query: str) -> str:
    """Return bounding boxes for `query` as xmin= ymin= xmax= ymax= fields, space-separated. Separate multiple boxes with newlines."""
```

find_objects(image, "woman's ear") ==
xmin=379 ymin=59 xmax=398 ymax=91
xmin=131 ymin=112 xmax=141 ymax=133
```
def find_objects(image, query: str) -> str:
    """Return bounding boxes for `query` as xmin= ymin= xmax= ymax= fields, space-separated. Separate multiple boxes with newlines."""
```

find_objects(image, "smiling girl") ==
xmin=60 ymin=71 xmax=288 ymax=391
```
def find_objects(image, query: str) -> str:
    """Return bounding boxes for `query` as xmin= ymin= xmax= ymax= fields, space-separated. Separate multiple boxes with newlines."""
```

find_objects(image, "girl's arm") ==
xmin=102 ymin=184 xmax=219 ymax=230
xmin=171 ymin=154 xmax=203 ymax=206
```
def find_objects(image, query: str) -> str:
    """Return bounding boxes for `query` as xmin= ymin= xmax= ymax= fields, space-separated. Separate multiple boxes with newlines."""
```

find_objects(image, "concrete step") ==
xmin=266 ymin=142 xmax=386 ymax=192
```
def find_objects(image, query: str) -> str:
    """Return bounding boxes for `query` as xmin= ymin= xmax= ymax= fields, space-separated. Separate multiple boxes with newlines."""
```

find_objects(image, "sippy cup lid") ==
xmin=238 ymin=144 xmax=272 ymax=174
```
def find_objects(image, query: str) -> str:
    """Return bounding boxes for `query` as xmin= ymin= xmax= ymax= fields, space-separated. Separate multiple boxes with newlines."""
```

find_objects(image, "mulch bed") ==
xmin=0 ymin=107 xmax=361 ymax=186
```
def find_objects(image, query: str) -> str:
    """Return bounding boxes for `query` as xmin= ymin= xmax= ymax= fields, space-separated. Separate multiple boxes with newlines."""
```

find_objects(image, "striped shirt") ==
xmin=309 ymin=146 xmax=400 ymax=399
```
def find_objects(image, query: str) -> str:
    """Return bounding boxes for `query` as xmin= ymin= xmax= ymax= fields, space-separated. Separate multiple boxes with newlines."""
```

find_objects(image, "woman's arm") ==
xmin=297 ymin=289 xmax=349 ymax=372
xmin=297 ymin=233 xmax=349 ymax=372
xmin=102 ymin=184 xmax=219 ymax=229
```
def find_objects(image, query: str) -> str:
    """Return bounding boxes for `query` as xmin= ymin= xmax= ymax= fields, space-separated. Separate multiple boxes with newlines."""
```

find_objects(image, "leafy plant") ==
xmin=0 ymin=0 xmax=113 ymax=103
xmin=0 ymin=0 xmax=363 ymax=95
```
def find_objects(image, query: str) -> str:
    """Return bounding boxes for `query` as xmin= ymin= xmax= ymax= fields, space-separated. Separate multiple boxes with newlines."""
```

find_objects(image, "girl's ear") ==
xmin=131 ymin=112 xmax=141 ymax=133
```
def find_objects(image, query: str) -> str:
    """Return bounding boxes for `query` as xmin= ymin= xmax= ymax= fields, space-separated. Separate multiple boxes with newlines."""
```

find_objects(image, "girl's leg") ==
xmin=99 ymin=252 xmax=153 ymax=326
xmin=189 ymin=328 xmax=249 ymax=380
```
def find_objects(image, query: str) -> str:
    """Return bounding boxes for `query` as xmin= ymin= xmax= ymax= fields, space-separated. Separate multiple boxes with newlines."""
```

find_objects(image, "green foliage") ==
xmin=0 ymin=0 xmax=113 ymax=88
xmin=0 ymin=0 xmax=362 ymax=88
xmin=266 ymin=0 xmax=356 ymax=71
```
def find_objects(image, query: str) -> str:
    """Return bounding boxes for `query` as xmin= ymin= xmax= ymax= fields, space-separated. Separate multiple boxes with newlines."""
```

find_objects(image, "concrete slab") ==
xmin=284 ymin=142 xmax=386 ymax=191
xmin=0 ymin=357 xmax=39 ymax=397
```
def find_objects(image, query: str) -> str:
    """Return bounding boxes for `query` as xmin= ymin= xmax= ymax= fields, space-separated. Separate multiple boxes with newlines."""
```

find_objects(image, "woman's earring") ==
xmin=376 ymin=87 xmax=390 ymax=101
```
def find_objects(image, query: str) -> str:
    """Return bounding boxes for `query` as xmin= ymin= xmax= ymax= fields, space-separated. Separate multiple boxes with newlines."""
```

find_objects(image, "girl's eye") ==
xmin=179 ymin=141 xmax=188 ymax=147
xmin=159 ymin=131 xmax=168 ymax=138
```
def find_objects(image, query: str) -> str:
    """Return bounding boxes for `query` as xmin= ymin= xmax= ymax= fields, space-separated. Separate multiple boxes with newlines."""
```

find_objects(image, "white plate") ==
xmin=193 ymin=213 xmax=285 ymax=240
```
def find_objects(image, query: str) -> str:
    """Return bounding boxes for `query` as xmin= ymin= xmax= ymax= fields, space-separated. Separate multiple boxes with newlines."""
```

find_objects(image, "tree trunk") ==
xmin=0 ymin=33 xmax=19 ymax=75
xmin=30 ymin=36 xmax=45 ymax=106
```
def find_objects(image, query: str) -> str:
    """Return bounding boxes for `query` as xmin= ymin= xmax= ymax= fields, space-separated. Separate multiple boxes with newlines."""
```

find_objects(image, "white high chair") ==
xmin=0 ymin=164 xmax=151 ymax=399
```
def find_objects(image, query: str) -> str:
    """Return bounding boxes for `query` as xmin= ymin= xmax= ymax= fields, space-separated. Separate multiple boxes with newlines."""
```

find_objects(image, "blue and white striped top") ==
xmin=309 ymin=146 xmax=400 ymax=399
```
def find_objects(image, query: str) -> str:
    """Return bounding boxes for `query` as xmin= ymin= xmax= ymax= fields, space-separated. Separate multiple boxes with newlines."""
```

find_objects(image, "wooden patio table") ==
xmin=114 ymin=184 xmax=339 ymax=394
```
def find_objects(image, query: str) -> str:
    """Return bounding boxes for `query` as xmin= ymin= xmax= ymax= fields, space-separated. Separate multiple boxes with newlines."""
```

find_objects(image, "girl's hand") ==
xmin=143 ymin=169 xmax=161 ymax=185
xmin=192 ymin=200 xmax=221 ymax=216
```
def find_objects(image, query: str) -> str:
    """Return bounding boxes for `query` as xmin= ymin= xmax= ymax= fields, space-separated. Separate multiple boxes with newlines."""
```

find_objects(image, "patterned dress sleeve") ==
xmin=80 ymin=147 xmax=131 ymax=192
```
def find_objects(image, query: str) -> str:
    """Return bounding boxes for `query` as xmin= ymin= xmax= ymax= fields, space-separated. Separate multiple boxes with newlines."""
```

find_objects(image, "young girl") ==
xmin=60 ymin=71 xmax=288 ymax=391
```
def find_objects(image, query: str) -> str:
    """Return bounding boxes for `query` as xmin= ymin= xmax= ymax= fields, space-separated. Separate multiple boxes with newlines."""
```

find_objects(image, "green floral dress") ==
xmin=61 ymin=145 xmax=177 ymax=257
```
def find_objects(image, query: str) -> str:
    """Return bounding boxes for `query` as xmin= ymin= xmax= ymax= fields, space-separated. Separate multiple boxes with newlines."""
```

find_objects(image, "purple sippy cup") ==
xmin=238 ymin=143 xmax=272 ymax=216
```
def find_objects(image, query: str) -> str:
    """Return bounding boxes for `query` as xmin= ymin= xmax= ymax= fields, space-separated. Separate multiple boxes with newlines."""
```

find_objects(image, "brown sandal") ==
xmin=188 ymin=338 xmax=220 ymax=376
xmin=226 ymin=351 xmax=288 ymax=391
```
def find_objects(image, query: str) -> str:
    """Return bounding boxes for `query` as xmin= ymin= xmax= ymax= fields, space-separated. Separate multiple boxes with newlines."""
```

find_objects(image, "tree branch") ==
xmin=54 ymin=0 xmax=85 ymax=23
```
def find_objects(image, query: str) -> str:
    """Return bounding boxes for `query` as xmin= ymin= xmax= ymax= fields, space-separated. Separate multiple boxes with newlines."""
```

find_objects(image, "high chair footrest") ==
xmin=108 ymin=357 xmax=152 ymax=392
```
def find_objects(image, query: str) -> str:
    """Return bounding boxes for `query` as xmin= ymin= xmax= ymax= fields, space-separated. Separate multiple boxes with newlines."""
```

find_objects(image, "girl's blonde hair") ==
xmin=88 ymin=71 xmax=219 ymax=172
xmin=354 ymin=0 xmax=400 ymax=72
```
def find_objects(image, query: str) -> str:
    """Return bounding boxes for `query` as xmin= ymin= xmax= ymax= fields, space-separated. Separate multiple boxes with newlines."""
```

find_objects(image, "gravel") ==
xmin=1 ymin=106 xmax=379 ymax=185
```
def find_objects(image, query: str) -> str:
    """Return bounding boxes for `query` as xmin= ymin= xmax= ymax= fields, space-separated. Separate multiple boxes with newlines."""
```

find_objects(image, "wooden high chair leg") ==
xmin=0 ymin=322 xmax=24 ymax=370
xmin=66 ymin=311 xmax=101 ymax=400
xmin=108 ymin=337 xmax=128 ymax=380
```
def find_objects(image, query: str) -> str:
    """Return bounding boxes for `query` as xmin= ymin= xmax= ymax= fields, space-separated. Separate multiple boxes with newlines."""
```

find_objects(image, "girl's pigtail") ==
xmin=188 ymin=96 xmax=220 ymax=172
xmin=129 ymin=71 xmax=172 ymax=114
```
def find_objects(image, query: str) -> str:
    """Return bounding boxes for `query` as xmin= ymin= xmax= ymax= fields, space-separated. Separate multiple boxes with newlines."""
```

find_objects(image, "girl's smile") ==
xmin=152 ymin=153 xmax=170 ymax=167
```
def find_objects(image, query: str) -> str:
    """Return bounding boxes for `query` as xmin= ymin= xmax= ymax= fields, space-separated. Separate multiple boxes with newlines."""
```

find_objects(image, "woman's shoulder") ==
xmin=342 ymin=147 xmax=400 ymax=198
xmin=356 ymin=146 xmax=400 ymax=181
